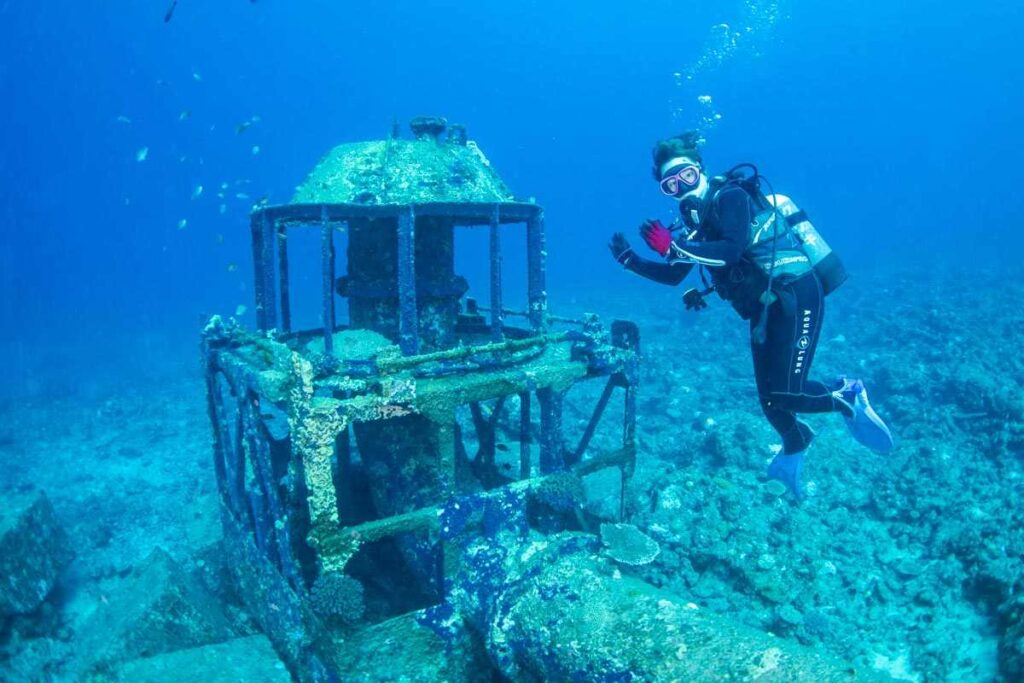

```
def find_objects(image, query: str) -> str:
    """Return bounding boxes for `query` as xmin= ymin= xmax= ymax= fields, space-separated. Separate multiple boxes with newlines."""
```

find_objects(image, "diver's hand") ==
xmin=640 ymin=219 xmax=673 ymax=257
xmin=682 ymin=288 xmax=708 ymax=311
xmin=609 ymin=232 xmax=634 ymax=266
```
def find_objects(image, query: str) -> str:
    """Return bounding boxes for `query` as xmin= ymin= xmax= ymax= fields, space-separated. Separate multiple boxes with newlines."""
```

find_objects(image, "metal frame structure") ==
xmin=205 ymin=193 xmax=639 ymax=679
xmin=251 ymin=201 xmax=548 ymax=350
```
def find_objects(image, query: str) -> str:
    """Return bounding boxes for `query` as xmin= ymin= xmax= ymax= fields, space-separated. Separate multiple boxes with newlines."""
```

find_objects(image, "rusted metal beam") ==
xmin=488 ymin=206 xmax=503 ymax=342
xmin=255 ymin=201 xmax=541 ymax=225
xmin=276 ymin=223 xmax=291 ymax=334
xmin=396 ymin=208 xmax=419 ymax=356
xmin=519 ymin=392 xmax=531 ymax=479
xmin=527 ymin=211 xmax=547 ymax=331
xmin=320 ymin=206 xmax=334 ymax=353
xmin=571 ymin=377 xmax=617 ymax=466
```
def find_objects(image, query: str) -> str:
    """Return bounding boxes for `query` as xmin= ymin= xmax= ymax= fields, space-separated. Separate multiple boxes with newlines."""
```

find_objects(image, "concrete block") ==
xmin=0 ymin=491 xmax=73 ymax=617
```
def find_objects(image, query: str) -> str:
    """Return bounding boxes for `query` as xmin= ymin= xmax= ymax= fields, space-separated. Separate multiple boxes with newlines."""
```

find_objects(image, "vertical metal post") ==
xmin=334 ymin=427 xmax=354 ymax=524
xmin=251 ymin=214 xmax=267 ymax=330
xmin=252 ymin=211 xmax=278 ymax=331
xmin=519 ymin=392 xmax=531 ymax=479
xmin=526 ymin=210 xmax=547 ymax=332
xmin=537 ymin=387 xmax=564 ymax=474
xmin=330 ymin=222 xmax=339 ymax=331
xmin=489 ymin=205 xmax=504 ymax=342
xmin=397 ymin=207 xmax=419 ymax=355
xmin=623 ymin=383 xmax=637 ymax=455
xmin=206 ymin=373 xmax=244 ymax=517
xmin=615 ymin=319 xmax=640 ymax=521
xmin=621 ymin=380 xmax=637 ymax=521
xmin=320 ymin=206 xmax=334 ymax=354
xmin=277 ymin=223 xmax=291 ymax=334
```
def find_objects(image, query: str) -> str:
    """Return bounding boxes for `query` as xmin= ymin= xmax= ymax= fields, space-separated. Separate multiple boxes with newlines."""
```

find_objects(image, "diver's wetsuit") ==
xmin=622 ymin=186 xmax=847 ymax=455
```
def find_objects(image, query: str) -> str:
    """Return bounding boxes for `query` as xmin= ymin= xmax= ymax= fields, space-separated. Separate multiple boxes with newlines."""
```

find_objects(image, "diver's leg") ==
xmin=760 ymin=274 xmax=848 ymax=417
xmin=752 ymin=295 xmax=811 ymax=498
xmin=766 ymin=275 xmax=894 ymax=453
xmin=751 ymin=316 xmax=800 ymax=448
xmin=755 ymin=283 xmax=816 ymax=453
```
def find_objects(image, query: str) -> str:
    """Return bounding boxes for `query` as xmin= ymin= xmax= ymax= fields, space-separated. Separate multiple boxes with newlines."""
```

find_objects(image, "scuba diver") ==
xmin=608 ymin=131 xmax=893 ymax=498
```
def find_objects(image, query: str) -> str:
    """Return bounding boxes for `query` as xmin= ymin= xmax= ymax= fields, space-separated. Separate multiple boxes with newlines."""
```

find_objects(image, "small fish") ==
xmin=163 ymin=0 xmax=177 ymax=23
xmin=179 ymin=155 xmax=188 ymax=163
xmin=177 ymin=218 xmax=188 ymax=230
xmin=156 ymin=79 xmax=170 ymax=87
xmin=216 ymin=233 xmax=225 ymax=244
xmin=179 ymin=110 xmax=191 ymax=121
xmin=236 ymin=192 xmax=250 ymax=200
xmin=251 ymin=145 xmax=260 ymax=155
xmin=136 ymin=147 xmax=149 ymax=162
xmin=256 ymin=195 xmax=269 ymax=206
xmin=116 ymin=115 xmax=132 ymax=124
xmin=227 ymin=262 xmax=238 ymax=273
xmin=220 ymin=182 xmax=229 ymax=190
xmin=235 ymin=120 xmax=252 ymax=135
xmin=219 ymin=204 xmax=227 ymax=214
xmin=191 ymin=185 xmax=203 ymax=200
xmin=235 ymin=304 xmax=247 ymax=316
xmin=193 ymin=72 xmax=202 ymax=82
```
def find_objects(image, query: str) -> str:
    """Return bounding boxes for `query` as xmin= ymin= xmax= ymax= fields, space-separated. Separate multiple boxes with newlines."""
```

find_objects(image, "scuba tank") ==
xmin=692 ymin=164 xmax=848 ymax=341
xmin=765 ymin=194 xmax=848 ymax=295
xmin=708 ymin=165 xmax=848 ymax=296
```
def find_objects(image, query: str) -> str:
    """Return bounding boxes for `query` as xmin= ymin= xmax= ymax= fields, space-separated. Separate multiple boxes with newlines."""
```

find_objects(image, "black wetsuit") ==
xmin=622 ymin=186 xmax=846 ymax=455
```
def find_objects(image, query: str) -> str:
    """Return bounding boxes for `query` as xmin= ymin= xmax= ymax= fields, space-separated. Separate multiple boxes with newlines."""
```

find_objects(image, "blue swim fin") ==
xmin=768 ymin=448 xmax=806 ymax=499
xmin=834 ymin=378 xmax=895 ymax=454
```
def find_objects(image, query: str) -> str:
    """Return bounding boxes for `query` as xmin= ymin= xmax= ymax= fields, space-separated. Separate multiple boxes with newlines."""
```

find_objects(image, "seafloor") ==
xmin=1 ymin=264 xmax=1022 ymax=682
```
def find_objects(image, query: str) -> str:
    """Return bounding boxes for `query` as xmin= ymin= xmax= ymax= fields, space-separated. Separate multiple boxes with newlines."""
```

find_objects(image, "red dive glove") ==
xmin=640 ymin=219 xmax=673 ymax=257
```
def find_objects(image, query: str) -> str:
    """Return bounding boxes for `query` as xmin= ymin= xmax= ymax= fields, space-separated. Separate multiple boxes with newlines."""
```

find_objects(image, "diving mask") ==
xmin=659 ymin=164 xmax=701 ymax=196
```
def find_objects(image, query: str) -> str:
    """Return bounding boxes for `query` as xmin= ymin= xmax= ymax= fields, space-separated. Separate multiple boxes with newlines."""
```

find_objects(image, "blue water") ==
xmin=1 ymin=1 xmax=1023 ymax=680
xmin=3 ymin=1 xmax=1021 ymax=371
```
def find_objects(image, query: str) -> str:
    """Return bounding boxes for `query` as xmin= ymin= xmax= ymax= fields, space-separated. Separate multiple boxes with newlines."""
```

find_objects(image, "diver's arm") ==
xmin=624 ymin=253 xmax=693 ymax=285
xmin=668 ymin=187 xmax=750 ymax=267
xmin=611 ymin=231 xmax=693 ymax=285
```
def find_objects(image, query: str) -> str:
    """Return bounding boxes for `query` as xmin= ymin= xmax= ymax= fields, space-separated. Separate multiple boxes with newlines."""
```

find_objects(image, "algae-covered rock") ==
xmin=73 ymin=547 xmax=236 ymax=671
xmin=291 ymin=124 xmax=514 ymax=206
xmin=0 ymin=491 xmax=73 ymax=618
xmin=304 ymin=328 xmax=394 ymax=361
xmin=323 ymin=609 xmax=490 ymax=682
xmin=114 ymin=635 xmax=290 ymax=683
xmin=309 ymin=571 xmax=365 ymax=626
xmin=765 ymin=479 xmax=789 ymax=498
xmin=458 ymin=531 xmax=888 ymax=682
xmin=601 ymin=522 xmax=661 ymax=566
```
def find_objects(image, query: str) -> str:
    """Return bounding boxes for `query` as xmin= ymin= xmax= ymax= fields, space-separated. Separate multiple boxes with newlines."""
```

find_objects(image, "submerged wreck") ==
xmin=201 ymin=118 xmax=877 ymax=681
